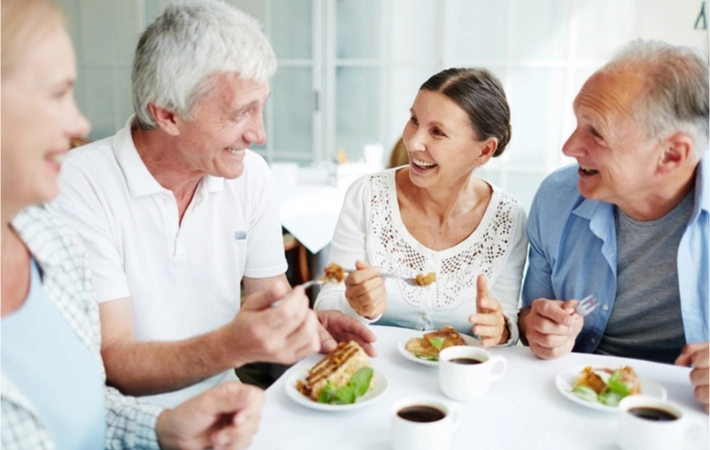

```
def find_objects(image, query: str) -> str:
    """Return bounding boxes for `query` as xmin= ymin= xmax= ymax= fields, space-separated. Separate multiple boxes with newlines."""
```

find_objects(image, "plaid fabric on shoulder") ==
xmin=3 ymin=206 xmax=162 ymax=449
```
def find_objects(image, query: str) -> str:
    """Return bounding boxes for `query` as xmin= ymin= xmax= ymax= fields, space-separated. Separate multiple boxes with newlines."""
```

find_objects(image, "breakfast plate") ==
xmin=285 ymin=368 xmax=388 ymax=411
xmin=555 ymin=365 xmax=667 ymax=412
xmin=396 ymin=333 xmax=479 ymax=367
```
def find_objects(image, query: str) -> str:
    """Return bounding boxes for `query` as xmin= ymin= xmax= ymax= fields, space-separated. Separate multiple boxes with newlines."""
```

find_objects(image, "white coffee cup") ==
xmin=617 ymin=395 xmax=704 ymax=450
xmin=438 ymin=346 xmax=507 ymax=401
xmin=390 ymin=396 xmax=460 ymax=450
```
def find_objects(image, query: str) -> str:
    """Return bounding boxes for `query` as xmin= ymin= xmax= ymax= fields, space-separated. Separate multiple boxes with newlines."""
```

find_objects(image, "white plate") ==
xmin=396 ymin=333 xmax=479 ymax=367
xmin=285 ymin=368 xmax=388 ymax=411
xmin=555 ymin=365 xmax=667 ymax=412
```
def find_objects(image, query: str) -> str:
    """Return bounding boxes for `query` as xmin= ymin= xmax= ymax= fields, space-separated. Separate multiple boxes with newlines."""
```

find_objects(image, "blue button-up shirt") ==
xmin=522 ymin=151 xmax=709 ymax=353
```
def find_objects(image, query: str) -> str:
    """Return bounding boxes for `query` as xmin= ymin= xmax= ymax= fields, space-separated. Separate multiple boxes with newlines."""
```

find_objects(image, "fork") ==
xmin=272 ymin=270 xmax=423 ymax=307
xmin=574 ymin=295 xmax=600 ymax=317
xmin=339 ymin=268 xmax=424 ymax=286
xmin=378 ymin=272 xmax=421 ymax=286
xmin=270 ymin=279 xmax=325 ymax=308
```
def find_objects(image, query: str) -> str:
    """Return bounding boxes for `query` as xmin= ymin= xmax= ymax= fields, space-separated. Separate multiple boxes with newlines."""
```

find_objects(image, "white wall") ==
xmin=57 ymin=0 xmax=708 ymax=210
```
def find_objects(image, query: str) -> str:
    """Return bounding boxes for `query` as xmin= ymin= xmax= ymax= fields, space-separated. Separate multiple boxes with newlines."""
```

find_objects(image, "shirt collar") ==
xmin=694 ymin=149 xmax=709 ymax=217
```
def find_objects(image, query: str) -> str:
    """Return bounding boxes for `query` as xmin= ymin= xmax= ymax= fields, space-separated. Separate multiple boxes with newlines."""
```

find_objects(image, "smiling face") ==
xmin=1 ymin=24 xmax=89 ymax=217
xmin=562 ymin=68 xmax=662 ymax=208
xmin=171 ymin=74 xmax=270 ymax=180
xmin=402 ymin=89 xmax=494 ymax=190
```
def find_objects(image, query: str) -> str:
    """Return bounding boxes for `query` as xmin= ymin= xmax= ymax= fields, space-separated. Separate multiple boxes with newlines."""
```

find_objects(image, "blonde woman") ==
xmin=1 ymin=1 xmax=262 ymax=448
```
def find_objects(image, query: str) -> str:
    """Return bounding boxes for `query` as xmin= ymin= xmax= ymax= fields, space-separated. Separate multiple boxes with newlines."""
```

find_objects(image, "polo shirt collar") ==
xmin=112 ymin=116 xmax=225 ymax=198
xmin=694 ymin=149 xmax=709 ymax=219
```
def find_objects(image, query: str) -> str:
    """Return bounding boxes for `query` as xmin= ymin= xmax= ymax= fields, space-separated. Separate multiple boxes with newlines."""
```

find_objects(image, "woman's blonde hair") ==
xmin=1 ymin=0 xmax=64 ymax=78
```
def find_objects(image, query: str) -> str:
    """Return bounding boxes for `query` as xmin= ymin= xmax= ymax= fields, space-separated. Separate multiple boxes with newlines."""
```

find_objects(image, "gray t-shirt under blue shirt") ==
xmin=595 ymin=188 xmax=694 ymax=364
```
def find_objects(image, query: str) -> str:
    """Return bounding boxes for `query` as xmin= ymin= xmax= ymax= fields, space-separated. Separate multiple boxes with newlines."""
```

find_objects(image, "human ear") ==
xmin=476 ymin=137 xmax=498 ymax=165
xmin=148 ymin=103 xmax=181 ymax=136
xmin=657 ymin=133 xmax=693 ymax=174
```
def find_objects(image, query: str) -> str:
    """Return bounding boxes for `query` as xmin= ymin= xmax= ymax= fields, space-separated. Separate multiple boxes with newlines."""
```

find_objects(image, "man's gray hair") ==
xmin=603 ymin=39 xmax=709 ymax=152
xmin=132 ymin=0 xmax=277 ymax=130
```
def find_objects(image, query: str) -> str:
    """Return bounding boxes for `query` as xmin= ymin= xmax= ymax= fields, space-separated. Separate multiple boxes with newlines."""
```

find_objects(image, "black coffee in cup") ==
xmin=397 ymin=405 xmax=445 ymax=423
xmin=449 ymin=357 xmax=483 ymax=365
xmin=628 ymin=407 xmax=678 ymax=422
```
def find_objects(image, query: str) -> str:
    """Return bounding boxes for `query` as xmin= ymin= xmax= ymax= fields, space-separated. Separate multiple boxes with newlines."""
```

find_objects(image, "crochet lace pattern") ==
xmin=368 ymin=172 xmax=517 ymax=309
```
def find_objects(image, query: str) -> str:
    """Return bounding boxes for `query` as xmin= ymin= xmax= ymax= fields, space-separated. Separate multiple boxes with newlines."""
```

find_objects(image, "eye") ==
xmin=432 ymin=127 xmax=446 ymax=137
xmin=589 ymin=127 xmax=603 ymax=139
xmin=52 ymin=86 xmax=71 ymax=100
xmin=409 ymin=116 xmax=418 ymax=126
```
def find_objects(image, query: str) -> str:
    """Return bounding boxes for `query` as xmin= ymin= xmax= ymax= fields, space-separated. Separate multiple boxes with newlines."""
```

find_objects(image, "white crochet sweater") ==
xmin=314 ymin=169 xmax=528 ymax=344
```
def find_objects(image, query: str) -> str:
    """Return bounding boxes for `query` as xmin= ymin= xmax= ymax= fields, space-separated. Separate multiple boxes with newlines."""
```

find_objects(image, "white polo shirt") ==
xmin=49 ymin=118 xmax=287 ymax=407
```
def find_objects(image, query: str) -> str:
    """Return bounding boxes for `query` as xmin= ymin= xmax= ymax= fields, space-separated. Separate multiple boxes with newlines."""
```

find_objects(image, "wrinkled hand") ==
xmin=521 ymin=298 xmax=583 ymax=360
xmin=315 ymin=309 xmax=378 ymax=357
xmin=344 ymin=260 xmax=386 ymax=319
xmin=156 ymin=382 xmax=264 ymax=450
xmin=675 ymin=342 xmax=709 ymax=413
xmin=468 ymin=274 xmax=508 ymax=347
xmin=224 ymin=281 xmax=320 ymax=367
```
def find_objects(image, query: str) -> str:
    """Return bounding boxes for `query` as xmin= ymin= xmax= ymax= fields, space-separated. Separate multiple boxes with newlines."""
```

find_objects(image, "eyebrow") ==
xmin=49 ymin=79 xmax=75 ymax=91
xmin=234 ymin=92 xmax=272 ymax=114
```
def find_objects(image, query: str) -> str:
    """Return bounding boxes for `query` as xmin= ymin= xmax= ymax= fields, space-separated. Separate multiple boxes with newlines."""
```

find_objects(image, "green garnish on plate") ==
xmin=317 ymin=367 xmax=374 ymax=405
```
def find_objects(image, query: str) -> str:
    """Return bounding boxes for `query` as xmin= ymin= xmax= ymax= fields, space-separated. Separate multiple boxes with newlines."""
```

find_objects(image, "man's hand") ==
xmin=344 ymin=260 xmax=386 ymax=319
xmin=675 ymin=342 xmax=709 ymax=413
xmin=156 ymin=382 xmax=264 ymax=450
xmin=520 ymin=298 xmax=583 ymax=360
xmin=468 ymin=274 xmax=509 ymax=347
xmin=222 ymin=281 xmax=321 ymax=367
xmin=315 ymin=309 xmax=378 ymax=357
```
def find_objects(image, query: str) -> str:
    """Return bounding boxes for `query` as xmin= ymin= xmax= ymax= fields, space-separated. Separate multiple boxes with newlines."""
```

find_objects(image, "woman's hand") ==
xmin=468 ymin=274 xmax=509 ymax=347
xmin=344 ymin=260 xmax=386 ymax=319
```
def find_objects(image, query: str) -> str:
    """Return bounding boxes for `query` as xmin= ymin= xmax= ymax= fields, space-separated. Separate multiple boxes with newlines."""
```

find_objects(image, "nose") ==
xmin=561 ymin=128 xmax=582 ymax=158
xmin=402 ymin=124 xmax=423 ymax=153
xmin=68 ymin=97 xmax=91 ymax=140
xmin=244 ymin=112 xmax=267 ymax=146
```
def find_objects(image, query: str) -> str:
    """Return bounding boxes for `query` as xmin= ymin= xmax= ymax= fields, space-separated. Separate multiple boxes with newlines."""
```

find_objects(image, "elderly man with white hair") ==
xmin=50 ymin=0 xmax=375 ymax=409
xmin=519 ymin=39 xmax=709 ymax=412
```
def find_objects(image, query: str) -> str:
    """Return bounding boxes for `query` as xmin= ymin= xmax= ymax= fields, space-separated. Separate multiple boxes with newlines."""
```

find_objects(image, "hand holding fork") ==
xmin=572 ymin=295 xmax=599 ymax=318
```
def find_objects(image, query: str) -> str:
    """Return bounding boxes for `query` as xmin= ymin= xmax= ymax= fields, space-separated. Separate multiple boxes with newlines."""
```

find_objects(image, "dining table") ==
xmin=248 ymin=325 xmax=709 ymax=450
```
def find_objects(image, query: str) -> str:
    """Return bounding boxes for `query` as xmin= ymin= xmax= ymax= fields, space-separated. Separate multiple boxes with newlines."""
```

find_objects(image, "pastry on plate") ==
xmin=405 ymin=325 xmax=467 ymax=360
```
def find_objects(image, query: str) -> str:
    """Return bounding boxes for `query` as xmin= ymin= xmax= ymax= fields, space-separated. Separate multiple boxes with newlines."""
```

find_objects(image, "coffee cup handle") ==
xmin=449 ymin=404 xmax=462 ymax=430
xmin=488 ymin=355 xmax=507 ymax=381
xmin=684 ymin=417 xmax=706 ymax=445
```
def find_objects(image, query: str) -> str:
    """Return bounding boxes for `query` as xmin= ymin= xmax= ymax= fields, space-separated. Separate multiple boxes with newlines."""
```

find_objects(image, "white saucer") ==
xmin=285 ymin=368 xmax=388 ymax=411
xmin=396 ymin=333 xmax=479 ymax=367
xmin=555 ymin=365 xmax=667 ymax=412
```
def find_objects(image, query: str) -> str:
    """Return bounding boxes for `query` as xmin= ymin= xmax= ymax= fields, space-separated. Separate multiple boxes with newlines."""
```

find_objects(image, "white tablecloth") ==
xmin=249 ymin=326 xmax=709 ymax=450
xmin=277 ymin=182 xmax=345 ymax=254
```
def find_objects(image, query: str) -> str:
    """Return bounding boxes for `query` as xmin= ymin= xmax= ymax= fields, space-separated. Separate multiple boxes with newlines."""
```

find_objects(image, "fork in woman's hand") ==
xmin=573 ymin=295 xmax=599 ymax=317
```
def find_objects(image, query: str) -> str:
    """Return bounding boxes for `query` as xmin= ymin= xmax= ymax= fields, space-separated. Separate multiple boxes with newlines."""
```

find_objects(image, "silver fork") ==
xmin=574 ymin=295 xmax=599 ymax=317
xmin=379 ymin=272 xmax=422 ymax=286
xmin=270 ymin=279 xmax=325 ymax=308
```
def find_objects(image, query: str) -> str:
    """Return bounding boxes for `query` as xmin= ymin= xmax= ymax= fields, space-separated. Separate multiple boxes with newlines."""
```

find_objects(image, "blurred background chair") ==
xmin=387 ymin=137 xmax=409 ymax=169
xmin=283 ymin=231 xmax=310 ymax=287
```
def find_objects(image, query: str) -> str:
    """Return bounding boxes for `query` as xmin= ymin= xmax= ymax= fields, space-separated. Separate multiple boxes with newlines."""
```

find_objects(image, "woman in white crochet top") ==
xmin=315 ymin=68 xmax=528 ymax=347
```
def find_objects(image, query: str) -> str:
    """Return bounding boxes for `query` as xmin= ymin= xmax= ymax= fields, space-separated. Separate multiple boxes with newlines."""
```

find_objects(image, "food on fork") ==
xmin=295 ymin=341 xmax=374 ymax=404
xmin=572 ymin=366 xmax=641 ymax=406
xmin=415 ymin=272 xmax=437 ymax=286
xmin=405 ymin=325 xmax=468 ymax=361
xmin=320 ymin=262 xmax=346 ymax=284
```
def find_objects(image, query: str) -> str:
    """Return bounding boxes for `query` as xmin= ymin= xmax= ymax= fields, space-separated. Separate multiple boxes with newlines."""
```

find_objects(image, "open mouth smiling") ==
xmin=412 ymin=157 xmax=437 ymax=169
xmin=579 ymin=166 xmax=598 ymax=175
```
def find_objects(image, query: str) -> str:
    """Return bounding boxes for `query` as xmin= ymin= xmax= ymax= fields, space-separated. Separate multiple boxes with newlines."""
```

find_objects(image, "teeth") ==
xmin=412 ymin=158 xmax=436 ymax=168
xmin=580 ymin=166 xmax=598 ymax=175
xmin=228 ymin=148 xmax=245 ymax=155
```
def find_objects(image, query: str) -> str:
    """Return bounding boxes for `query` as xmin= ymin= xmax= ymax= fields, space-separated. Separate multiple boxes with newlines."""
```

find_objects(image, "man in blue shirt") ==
xmin=519 ymin=39 xmax=709 ymax=412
